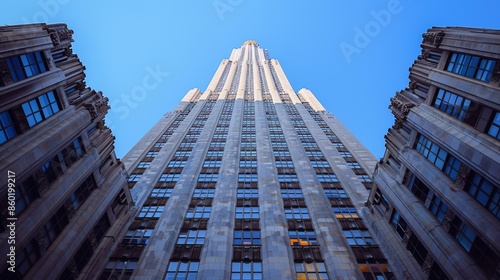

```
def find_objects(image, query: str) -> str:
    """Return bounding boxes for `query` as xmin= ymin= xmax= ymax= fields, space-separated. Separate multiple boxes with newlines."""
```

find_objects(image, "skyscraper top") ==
xmin=243 ymin=40 xmax=258 ymax=46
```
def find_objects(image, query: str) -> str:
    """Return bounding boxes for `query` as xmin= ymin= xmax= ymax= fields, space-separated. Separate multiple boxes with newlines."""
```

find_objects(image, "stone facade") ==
xmin=97 ymin=40 xmax=394 ymax=279
xmin=367 ymin=27 xmax=500 ymax=280
xmin=0 ymin=23 xmax=131 ymax=279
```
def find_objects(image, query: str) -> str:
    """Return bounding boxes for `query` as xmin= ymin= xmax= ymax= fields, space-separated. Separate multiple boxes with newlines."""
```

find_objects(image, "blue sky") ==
xmin=2 ymin=1 xmax=500 ymax=159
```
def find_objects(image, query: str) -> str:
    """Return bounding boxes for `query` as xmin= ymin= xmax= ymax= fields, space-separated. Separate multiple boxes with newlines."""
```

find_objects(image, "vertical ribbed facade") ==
xmin=367 ymin=27 xmax=500 ymax=280
xmin=99 ymin=40 xmax=394 ymax=279
xmin=0 ymin=23 xmax=132 ymax=280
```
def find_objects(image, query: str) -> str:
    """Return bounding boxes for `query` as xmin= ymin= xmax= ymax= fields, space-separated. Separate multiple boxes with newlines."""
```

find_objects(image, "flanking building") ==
xmin=367 ymin=27 xmax=500 ymax=279
xmin=0 ymin=23 xmax=132 ymax=279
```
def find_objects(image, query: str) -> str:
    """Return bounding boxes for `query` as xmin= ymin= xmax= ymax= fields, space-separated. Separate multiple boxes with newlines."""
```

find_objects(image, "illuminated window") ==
xmin=289 ymin=231 xmax=317 ymax=246
xmin=295 ymin=262 xmax=329 ymax=280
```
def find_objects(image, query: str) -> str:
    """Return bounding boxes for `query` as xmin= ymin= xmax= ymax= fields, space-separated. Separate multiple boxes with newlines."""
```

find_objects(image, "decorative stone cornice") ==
xmin=47 ymin=26 xmax=74 ymax=47
xmin=84 ymin=91 xmax=110 ymax=121
xmin=389 ymin=91 xmax=415 ymax=120
xmin=422 ymin=31 xmax=445 ymax=47
xmin=442 ymin=208 xmax=456 ymax=232
xmin=454 ymin=164 xmax=471 ymax=190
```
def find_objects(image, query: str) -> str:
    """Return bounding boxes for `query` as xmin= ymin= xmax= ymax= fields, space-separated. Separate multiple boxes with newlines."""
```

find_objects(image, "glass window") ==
xmin=138 ymin=206 xmax=164 ymax=218
xmin=198 ymin=173 xmax=218 ymax=182
xmin=165 ymin=261 xmax=199 ymax=280
xmin=487 ymin=112 xmax=500 ymax=140
xmin=238 ymin=173 xmax=258 ymax=182
xmin=128 ymin=173 xmax=141 ymax=182
xmin=324 ymin=189 xmax=347 ymax=199
xmin=281 ymin=189 xmax=303 ymax=198
xmin=278 ymin=174 xmax=298 ymax=182
xmin=167 ymin=160 xmax=186 ymax=168
xmin=186 ymin=206 xmax=211 ymax=219
xmin=122 ymin=229 xmax=153 ymax=244
xmin=429 ymin=195 xmax=448 ymax=223
xmin=193 ymin=188 xmax=215 ymax=198
xmin=231 ymin=262 xmax=262 ymax=280
xmin=146 ymin=151 xmax=159 ymax=158
xmin=235 ymin=206 xmax=259 ymax=219
xmin=151 ymin=188 xmax=173 ymax=198
xmin=237 ymin=188 xmax=259 ymax=198
xmin=295 ymin=262 xmax=329 ymax=280
xmin=137 ymin=161 xmax=151 ymax=169
xmin=159 ymin=173 xmax=180 ymax=182
xmin=415 ymin=134 xmax=462 ymax=181
xmin=317 ymin=173 xmax=338 ymax=183
xmin=177 ymin=230 xmax=207 ymax=245
xmin=0 ymin=111 xmax=16 ymax=145
xmin=433 ymin=88 xmax=473 ymax=121
xmin=465 ymin=171 xmax=500 ymax=220
xmin=6 ymin=51 xmax=48 ymax=82
xmin=101 ymin=260 xmax=137 ymax=280
xmin=284 ymin=207 xmax=309 ymax=219
xmin=22 ymin=91 xmax=60 ymax=127
xmin=203 ymin=160 xmax=222 ymax=168
xmin=343 ymin=229 xmax=374 ymax=246
xmin=446 ymin=52 xmax=497 ymax=82
xmin=333 ymin=206 xmax=358 ymax=219
xmin=357 ymin=175 xmax=372 ymax=183
xmin=234 ymin=230 xmax=261 ymax=245
xmin=289 ymin=231 xmax=317 ymax=246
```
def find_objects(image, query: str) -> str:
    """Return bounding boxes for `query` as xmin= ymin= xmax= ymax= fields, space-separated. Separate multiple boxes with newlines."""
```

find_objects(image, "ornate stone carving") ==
xmin=454 ymin=164 xmax=471 ymax=190
xmin=390 ymin=92 xmax=415 ymax=120
xmin=33 ymin=169 xmax=50 ymax=194
xmin=442 ymin=208 xmax=456 ymax=232
xmin=422 ymin=253 xmax=435 ymax=277
xmin=418 ymin=49 xmax=430 ymax=60
xmin=64 ymin=47 xmax=73 ymax=57
xmin=88 ymin=231 xmax=98 ymax=250
xmin=84 ymin=91 xmax=110 ymax=121
xmin=422 ymin=31 xmax=445 ymax=47
xmin=36 ymin=230 xmax=49 ymax=254
xmin=402 ymin=226 xmax=413 ymax=246
xmin=48 ymin=27 xmax=74 ymax=46
xmin=64 ymin=199 xmax=77 ymax=220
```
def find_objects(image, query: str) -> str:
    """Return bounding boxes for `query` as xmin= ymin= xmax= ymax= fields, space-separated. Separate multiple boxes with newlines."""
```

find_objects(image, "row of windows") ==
xmin=2 ymin=51 xmax=48 ymax=84
xmin=446 ymin=52 xmax=497 ymax=82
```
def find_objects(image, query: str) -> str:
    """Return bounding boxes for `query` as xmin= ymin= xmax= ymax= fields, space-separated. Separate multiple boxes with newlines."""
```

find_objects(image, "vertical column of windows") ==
xmin=233 ymin=100 xmax=262 ymax=274
xmin=214 ymin=61 xmax=232 ymax=93
xmin=264 ymin=101 xmax=327 ymax=279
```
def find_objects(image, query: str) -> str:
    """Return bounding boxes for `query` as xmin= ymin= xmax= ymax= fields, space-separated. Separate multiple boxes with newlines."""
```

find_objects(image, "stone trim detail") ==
xmin=422 ymin=31 xmax=445 ymax=47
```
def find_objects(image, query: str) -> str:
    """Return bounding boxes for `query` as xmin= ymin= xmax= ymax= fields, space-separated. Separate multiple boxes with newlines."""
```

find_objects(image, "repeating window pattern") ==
xmin=415 ymin=134 xmax=462 ymax=181
xmin=343 ymin=229 xmax=374 ymax=246
xmin=122 ymin=229 xmax=153 ymax=245
xmin=101 ymin=260 xmax=137 ymax=280
xmin=193 ymin=188 xmax=215 ymax=198
xmin=138 ymin=206 xmax=164 ymax=218
xmin=235 ymin=206 xmax=259 ymax=219
xmin=237 ymin=189 xmax=259 ymax=198
xmin=316 ymin=173 xmax=338 ymax=183
xmin=465 ymin=171 xmax=500 ymax=219
xmin=168 ymin=160 xmax=186 ymax=168
xmin=289 ymin=231 xmax=318 ymax=246
xmin=294 ymin=262 xmax=329 ymax=280
xmin=446 ymin=52 xmax=497 ymax=82
xmin=177 ymin=230 xmax=207 ymax=245
xmin=281 ymin=189 xmax=303 ymax=198
xmin=285 ymin=208 xmax=310 ymax=219
xmin=159 ymin=173 xmax=180 ymax=182
xmin=137 ymin=161 xmax=151 ymax=169
xmin=151 ymin=188 xmax=173 ymax=198
xmin=198 ymin=173 xmax=218 ymax=182
xmin=238 ymin=173 xmax=258 ymax=182
xmin=186 ymin=206 xmax=211 ymax=219
xmin=128 ymin=174 xmax=141 ymax=182
xmin=433 ymin=89 xmax=473 ymax=121
xmin=487 ymin=112 xmax=500 ymax=140
xmin=278 ymin=174 xmax=298 ymax=182
xmin=165 ymin=261 xmax=199 ymax=280
xmin=234 ymin=230 xmax=261 ymax=245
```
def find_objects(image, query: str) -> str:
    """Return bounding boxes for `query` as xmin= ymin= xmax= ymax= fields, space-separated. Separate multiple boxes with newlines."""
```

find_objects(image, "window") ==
xmin=487 ymin=112 xmax=500 ymax=140
xmin=174 ymin=151 xmax=191 ymax=157
xmin=235 ymin=206 xmax=259 ymax=219
xmin=239 ymin=160 xmax=257 ymax=168
xmin=22 ymin=91 xmax=60 ymax=127
xmin=128 ymin=173 xmax=141 ymax=182
xmin=240 ymin=151 xmax=257 ymax=157
xmin=278 ymin=174 xmax=298 ymax=182
xmin=333 ymin=207 xmax=358 ymax=219
xmin=234 ymin=230 xmax=261 ymax=245
xmin=273 ymin=151 xmax=291 ymax=157
xmin=151 ymin=188 xmax=173 ymax=198
xmin=122 ymin=229 xmax=153 ymax=244
xmin=357 ymin=175 xmax=372 ymax=183
xmin=390 ymin=210 xmax=408 ymax=239
xmin=404 ymin=172 xmax=429 ymax=203
xmin=193 ymin=188 xmax=215 ymax=198
xmin=317 ymin=174 xmax=338 ymax=183
xmin=101 ymin=260 xmax=137 ymax=280
xmin=415 ymin=135 xmax=462 ymax=181
xmin=177 ymin=230 xmax=207 ymax=245
xmin=311 ymin=161 xmax=330 ymax=168
xmin=429 ymin=195 xmax=448 ymax=223
xmin=165 ymin=261 xmax=199 ymax=280
xmin=446 ymin=52 xmax=496 ymax=82
xmin=285 ymin=207 xmax=309 ymax=219
xmin=154 ymin=142 xmax=165 ymax=148
xmin=68 ymin=176 xmax=97 ymax=210
xmin=237 ymin=188 xmax=259 ymax=198
xmin=347 ymin=162 xmax=361 ymax=169
xmin=37 ymin=207 xmax=69 ymax=247
xmin=159 ymin=173 xmax=180 ymax=182
xmin=137 ymin=161 xmax=151 ymax=169
xmin=432 ymin=89 xmax=473 ymax=121
xmin=281 ymin=189 xmax=303 ymax=198
xmin=16 ymin=239 xmax=41 ymax=277
xmin=339 ymin=151 xmax=353 ymax=158
xmin=275 ymin=161 xmax=294 ymax=168
xmin=186 ymin=206 xmax=211 ymax=219
xmin=168 ymin=160 xmax=186 ymax=168
xmin=231 ymin=262 xmax=262 ymax=280
xmin=138 ymin=206 xmax=164 ymax=218
xmin=295 ymin=262 xmax=329 ymax=280
xmin=465 ymin=171 xmax=500 ymax=220
xmin=343 ymin=229 xmax=374 ymax=246
xmin=324 ymin=189 xmax=347 ymax=199
xmin=289 ymin=231 xmax=317 ymax=246
xmin=207 ymin=151 xmax=224 ymax=157
xmin=0 ymin=111 xmax=16 ymax=145
xmin=203 ymin=160 xmax=221 ymax=168
xmin=5 ymin=51 xmax=48 ymax=82
xmin=146 ymin=151 xmax=159 ymax=158
xmin=15 ymin=178 xmax=39 ymax=215
xmin=198 ymin=173 xmax=218 ymax=182
xmin=238 ymin=173 xmax=258 ymax=182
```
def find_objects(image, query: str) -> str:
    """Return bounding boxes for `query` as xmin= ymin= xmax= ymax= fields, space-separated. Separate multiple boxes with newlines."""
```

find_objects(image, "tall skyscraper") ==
xmin=0 ymin=23 xmax=131 ymax=279
xmin=92 ymin=40 xmax=395 ymax=279
xmin=367 ymin=27 xmax=500 ymax=279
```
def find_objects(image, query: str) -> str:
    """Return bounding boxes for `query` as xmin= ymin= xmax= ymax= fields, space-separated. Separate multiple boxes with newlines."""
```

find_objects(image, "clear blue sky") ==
xmin=2 ymin=1 xmax=500 ymax=159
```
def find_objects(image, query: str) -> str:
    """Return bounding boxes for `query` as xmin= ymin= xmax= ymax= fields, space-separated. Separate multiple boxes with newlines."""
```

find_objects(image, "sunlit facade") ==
xmin=95 ymin=40 xmax=394 ymax=279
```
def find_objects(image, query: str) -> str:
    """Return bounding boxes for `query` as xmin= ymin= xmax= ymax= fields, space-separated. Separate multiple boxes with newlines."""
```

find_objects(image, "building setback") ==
xmin=91 ymin=40 xmax=395 ymax=279
xmin=0 ymin=23 xmax=132 ymax=279
xmin=367 ymin=27 xmax=500 ymax=279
